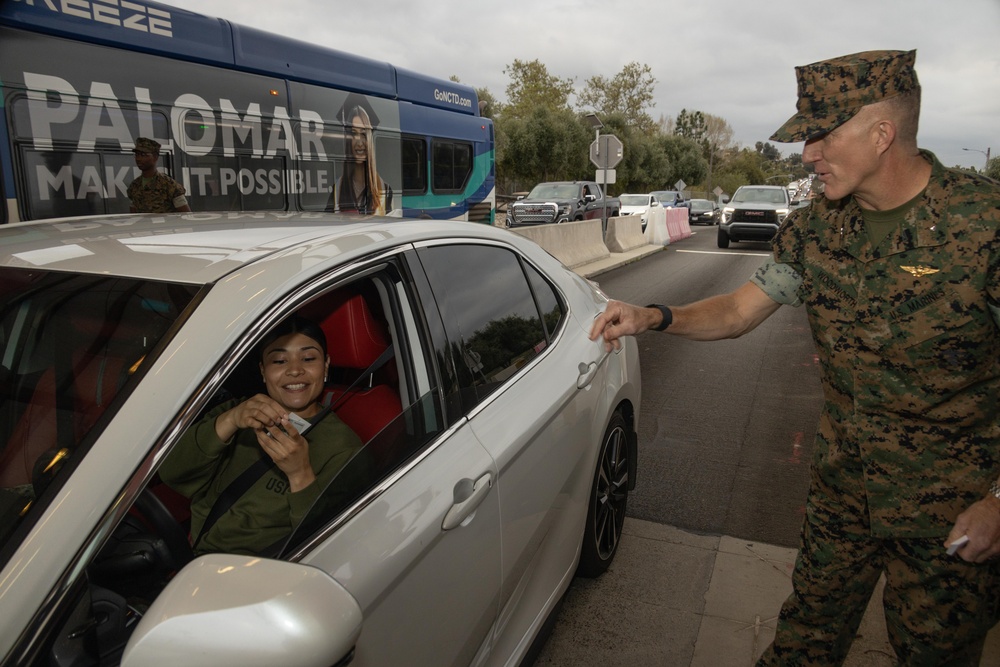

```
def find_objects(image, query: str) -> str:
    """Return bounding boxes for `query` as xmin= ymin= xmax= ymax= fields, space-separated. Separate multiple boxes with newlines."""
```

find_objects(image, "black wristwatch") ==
xmin=646 ymin=304 xmax=672 ymax=331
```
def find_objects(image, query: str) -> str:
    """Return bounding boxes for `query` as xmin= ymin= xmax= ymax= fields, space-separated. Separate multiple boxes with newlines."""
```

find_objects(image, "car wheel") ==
xmin=717 ymin=227 xmax=730 ymax=249
xmin=577 ymin=410 xmax=629 ymax=578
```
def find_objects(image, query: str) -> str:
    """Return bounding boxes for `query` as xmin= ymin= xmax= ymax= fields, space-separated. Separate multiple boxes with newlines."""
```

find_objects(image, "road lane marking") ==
xmin=674 ymin=249 xmax=771 ymax=257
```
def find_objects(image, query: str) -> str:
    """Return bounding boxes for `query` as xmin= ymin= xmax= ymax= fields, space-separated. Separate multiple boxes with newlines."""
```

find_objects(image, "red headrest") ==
xmin=321 ymin=292 xmax=388 ymax=369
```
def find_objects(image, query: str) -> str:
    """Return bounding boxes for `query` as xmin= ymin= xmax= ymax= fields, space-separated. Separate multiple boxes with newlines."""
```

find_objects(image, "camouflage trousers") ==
xmin=757 ymin=463 xmax=1000 ymax=666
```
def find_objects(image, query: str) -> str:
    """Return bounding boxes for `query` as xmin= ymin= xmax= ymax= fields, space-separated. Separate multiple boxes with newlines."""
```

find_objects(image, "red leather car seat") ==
xmin=311 ymin=290 xmax=402 ymax=461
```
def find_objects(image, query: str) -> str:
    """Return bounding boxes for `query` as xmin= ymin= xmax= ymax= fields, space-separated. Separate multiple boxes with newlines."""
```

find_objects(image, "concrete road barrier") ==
xmin=604 ymin=215 xmax=648 ymax=253
xmin=510 ymin=219 xmax=610 ymax=269
xmin=644 ymin=207 xmax=670 ymax=246
xmin=665 ymin=207 xmax=692 ymax=243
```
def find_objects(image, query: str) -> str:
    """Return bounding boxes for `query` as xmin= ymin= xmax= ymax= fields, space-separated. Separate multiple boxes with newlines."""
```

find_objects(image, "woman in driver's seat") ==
xmin=159 ymin=315 xmax=363 ymax=556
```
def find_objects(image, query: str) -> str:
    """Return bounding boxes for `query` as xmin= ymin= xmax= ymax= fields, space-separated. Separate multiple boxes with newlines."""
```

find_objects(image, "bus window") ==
xmin=402 ymin=136 xmax=426 ymax=195
xmin=431 ymin=140 xmax=472 ymax=194
xmin=183 ymin=154 xmax=289 ymax=211
xmin=19 ymin=149 xmax=141 ymax=219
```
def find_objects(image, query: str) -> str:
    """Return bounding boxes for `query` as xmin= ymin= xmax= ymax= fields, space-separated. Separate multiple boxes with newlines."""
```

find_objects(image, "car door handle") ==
xmin=442 ymin=472 xmax=492 ymax=530
xmin=577 ymin=361 xmax=599 ymax=389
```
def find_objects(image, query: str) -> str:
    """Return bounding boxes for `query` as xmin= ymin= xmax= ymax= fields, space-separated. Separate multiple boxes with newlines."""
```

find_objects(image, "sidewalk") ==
xmin=533 ymin=518 xmax=1000 ymax=666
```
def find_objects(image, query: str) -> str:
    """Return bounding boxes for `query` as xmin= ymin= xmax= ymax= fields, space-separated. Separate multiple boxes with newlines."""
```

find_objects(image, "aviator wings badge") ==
xmin=901 ymin=265 xmax=940 ymax=277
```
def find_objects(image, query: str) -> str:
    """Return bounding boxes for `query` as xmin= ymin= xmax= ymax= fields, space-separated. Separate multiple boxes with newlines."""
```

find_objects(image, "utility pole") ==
xmin=963 ymin=147 xmax=991 ymax=171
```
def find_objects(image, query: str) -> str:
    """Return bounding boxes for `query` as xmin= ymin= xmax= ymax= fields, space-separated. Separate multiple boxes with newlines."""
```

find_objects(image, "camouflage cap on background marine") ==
xmin=133 ymin=137 xmax=161 ymax=154
xmin=770 ymin=49 xmax=919 ymax=143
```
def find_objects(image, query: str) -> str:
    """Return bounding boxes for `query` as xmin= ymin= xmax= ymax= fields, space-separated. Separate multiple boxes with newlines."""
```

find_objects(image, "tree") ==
xmin=496 ymin=105 xmax=589 ymax=191
xmin=475 ymin=87 xmax=502 ymax=120
xmin=690 ymin=113 xmax=734 ymax=196
xmin=755 ymin=141 xmax=782 ymax=162
xmin=713 ymin=148 xmax=769 ymax=196
xmin=986 ymin=156 xmax=1000 ymax=181
xmin=577 ymin=62 xmax=657 ymax=134
xmin=450 ymin=75 xmax=502 ymax=120
xmin=502 ymin=59 xmax=575 ymax=121
xmin=655 ymin=114 xmax=675 ymax=135
xmin=674 ymin=109 xmax=707 ymax=142
xmin=656 ymin=134 xmax=708 ymax=191
xmin=702 ymin=114 xmax=735 ymax=152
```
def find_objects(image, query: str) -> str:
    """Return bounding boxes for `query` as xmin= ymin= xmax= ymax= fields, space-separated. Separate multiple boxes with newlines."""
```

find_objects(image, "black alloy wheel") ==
xmin=577 ymin=411 xmax=630 ymax=578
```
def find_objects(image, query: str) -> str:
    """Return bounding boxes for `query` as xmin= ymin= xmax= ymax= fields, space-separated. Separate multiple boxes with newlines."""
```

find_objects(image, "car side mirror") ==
xmin=121 ymin=554 xmax=362 ymax=667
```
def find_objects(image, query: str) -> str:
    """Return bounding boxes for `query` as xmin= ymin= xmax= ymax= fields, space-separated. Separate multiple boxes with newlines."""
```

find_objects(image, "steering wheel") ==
xmin=134 ymin=487 xmax=195 ymax=571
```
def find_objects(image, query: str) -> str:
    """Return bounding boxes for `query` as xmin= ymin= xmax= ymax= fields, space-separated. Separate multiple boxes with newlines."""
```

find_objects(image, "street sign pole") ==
xmin=590 ymin=134 xmax=623 ymax=235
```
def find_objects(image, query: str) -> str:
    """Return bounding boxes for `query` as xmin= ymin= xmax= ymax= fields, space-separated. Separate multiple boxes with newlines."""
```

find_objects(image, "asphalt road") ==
xmin=590 ymin=227 xmax=825 ymax=548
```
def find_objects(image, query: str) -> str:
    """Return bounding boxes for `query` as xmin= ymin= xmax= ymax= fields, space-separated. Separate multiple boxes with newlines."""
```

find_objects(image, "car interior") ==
xmin=0 ymin=266 xmax=448 ymax=665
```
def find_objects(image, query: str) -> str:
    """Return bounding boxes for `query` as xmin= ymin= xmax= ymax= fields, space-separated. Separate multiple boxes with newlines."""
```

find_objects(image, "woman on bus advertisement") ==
xmin=333 ymin=95 xmax=393 ymax=216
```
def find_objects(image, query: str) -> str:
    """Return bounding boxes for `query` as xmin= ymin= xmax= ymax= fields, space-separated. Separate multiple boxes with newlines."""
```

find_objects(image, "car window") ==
xmin=0 ymin=268 xmax=198 ymax=553
xmin=278 ymin=266 xmax=450 ymax=554
xmin=415 ymin=243 xmax=566 ymax=415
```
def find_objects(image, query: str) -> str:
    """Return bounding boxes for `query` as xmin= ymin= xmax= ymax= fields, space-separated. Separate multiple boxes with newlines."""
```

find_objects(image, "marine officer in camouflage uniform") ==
xmin=127 ymin=137 xmax=192 ymax=213
xmin=589 ymin=49 xmax=1000 ymax=665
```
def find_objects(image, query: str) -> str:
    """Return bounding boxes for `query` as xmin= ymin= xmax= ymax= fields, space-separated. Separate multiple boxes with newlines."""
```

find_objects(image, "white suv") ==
xmin=718 ymin=185 xmax=792 ymax=248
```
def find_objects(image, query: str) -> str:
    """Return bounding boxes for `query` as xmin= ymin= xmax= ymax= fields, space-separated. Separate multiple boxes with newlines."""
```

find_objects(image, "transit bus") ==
xmin=0 ymin=0 xmax=495 ymax=224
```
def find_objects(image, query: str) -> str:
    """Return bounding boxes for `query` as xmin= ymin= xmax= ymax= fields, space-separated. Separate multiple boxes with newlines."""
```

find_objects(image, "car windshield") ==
xmin=526 ymin=184 xmax=580 ymax=200
xmin=732 ymin=188 xmax=787 ymax=204
xmin=653 ymin=191 xmax=679 ymax=203
xmin=0 ymin=267 xmax=198 ymax=549
xmin=690 ymin=199 xmax=712 ymax=212
xmin=619 ymin=195 xmax=650 ymax=206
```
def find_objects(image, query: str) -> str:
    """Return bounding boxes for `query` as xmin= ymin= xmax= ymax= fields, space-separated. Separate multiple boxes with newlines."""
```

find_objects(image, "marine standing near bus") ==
xmin=590 ymin=49 xmax=1000 ymax=665
xmin=127 ymin=137 xmax=192 ymax=213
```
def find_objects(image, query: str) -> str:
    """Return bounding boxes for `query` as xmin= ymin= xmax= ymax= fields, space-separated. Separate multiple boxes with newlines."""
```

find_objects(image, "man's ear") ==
xmin=873 ymin=118 xmax=897 ymax=155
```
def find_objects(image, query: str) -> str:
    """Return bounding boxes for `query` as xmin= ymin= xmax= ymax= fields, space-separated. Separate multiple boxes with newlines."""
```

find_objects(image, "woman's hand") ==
xmin=256 ymin=417 xmax=316 ymax=492
xmin=215 ymin=394 xmax=287 ymax=442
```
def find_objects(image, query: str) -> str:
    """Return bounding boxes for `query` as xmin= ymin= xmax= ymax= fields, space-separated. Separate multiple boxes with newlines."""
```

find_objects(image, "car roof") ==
xmin=0 ymin=212 xmax=515 ymax=285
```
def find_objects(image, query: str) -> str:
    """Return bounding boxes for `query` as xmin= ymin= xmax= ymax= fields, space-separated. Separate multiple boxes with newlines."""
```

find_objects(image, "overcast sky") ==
xmin=161 ymin=0 xmax=999 ymax=168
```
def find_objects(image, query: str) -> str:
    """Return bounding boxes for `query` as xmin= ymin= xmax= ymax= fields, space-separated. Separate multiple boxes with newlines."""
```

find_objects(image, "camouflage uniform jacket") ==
xmin=127 ymin=170 xmax=186 ymax=213
xmin=765 ymin=151 xmax=1000 ymax=538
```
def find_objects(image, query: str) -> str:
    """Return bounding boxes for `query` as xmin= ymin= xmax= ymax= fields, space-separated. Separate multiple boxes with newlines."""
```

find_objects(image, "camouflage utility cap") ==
xmin=133 ymin=137 xmax=161 ymax=154
xmin=770 ymin=49 xmax=919 ymax=143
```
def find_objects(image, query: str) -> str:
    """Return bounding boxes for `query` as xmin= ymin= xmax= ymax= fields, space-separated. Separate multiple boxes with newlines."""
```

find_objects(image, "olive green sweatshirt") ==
xmin=159 ymin=399 xmax=363 ymax=555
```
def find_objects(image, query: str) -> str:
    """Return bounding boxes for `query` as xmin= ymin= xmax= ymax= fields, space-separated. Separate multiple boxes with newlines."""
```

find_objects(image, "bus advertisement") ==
xmin=0 ymin=0 xmax=495 ymax=224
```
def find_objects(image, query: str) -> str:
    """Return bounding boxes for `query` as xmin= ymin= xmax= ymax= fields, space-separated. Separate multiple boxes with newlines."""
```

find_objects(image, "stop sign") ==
xmin=590 ymin=134 xmax=623 ymax=169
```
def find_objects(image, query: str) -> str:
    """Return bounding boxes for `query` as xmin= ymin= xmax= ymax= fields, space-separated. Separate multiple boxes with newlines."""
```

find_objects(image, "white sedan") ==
xmin=0 ymin=212 xmax=640 ymax=667
xmin=618 ymin=193 xmax=660 ymax=231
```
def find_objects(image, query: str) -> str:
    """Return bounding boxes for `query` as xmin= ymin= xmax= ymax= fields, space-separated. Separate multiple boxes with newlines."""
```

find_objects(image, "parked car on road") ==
xmin=0 ymin=212 xmax=641 ymax=667
xmin=618 ymin=193 xmax=660 ymax=231
xmin=688 ymin=198 xmax=720 ymax=225
xmin=718 ymin=184 xmax=793 ymax=248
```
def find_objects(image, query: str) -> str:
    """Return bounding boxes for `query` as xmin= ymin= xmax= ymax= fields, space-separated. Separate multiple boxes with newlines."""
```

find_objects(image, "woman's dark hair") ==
xmin=258 ymin=314 xmax=327 ymax=360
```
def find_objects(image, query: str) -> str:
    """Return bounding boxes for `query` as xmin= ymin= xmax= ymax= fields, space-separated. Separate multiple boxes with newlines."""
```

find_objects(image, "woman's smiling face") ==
xmin=259 ymin=332 xmax=328 ymax=417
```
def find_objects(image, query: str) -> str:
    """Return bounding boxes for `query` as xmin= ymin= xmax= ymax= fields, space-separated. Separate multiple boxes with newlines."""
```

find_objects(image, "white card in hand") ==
xmin=946 ymin=534 xmax=969 ymax=556
xmin=287 ymin=412 xmax=312 ymax=435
